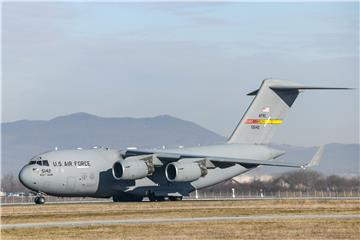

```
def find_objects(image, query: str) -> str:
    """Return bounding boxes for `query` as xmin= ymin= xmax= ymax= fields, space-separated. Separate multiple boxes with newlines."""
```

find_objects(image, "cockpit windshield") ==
xmin=29 ymin=160 xmax=49 ymax=166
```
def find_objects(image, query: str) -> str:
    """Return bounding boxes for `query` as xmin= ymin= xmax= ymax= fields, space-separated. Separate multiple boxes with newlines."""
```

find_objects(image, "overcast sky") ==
xmin=2 ymin=2 xmax=359 ymax=146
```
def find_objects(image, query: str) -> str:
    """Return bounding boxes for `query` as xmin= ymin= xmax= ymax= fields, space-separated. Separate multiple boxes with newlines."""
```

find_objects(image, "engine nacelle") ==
xmin=165 ymin=161 xmax=207 ymax=182
xmin=112 ymin=158 xmax=154 ymax=180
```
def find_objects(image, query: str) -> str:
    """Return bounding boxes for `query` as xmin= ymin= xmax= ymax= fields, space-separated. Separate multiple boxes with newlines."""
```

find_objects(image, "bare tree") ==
xmin=201 ymin=170 xmax=360 ymax=193
xmin=1 ymin=173 xmax=27 ymax=192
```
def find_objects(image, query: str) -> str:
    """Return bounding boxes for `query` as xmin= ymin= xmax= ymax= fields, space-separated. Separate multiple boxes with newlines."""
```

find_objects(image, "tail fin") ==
xmin=227 ymin=79 xmax=351 ymax=144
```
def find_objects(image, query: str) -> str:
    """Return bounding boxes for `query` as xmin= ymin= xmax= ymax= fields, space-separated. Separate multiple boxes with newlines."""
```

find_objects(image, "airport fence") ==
xmin=1 ymin=190 xmax=360 ymax=205
xmin=188 ymin=189 xmax=360 ymax=200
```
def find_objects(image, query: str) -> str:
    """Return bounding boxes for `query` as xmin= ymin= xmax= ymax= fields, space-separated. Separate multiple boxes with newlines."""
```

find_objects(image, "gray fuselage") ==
xmin=18 ymin=144 xmax=282 ymax=198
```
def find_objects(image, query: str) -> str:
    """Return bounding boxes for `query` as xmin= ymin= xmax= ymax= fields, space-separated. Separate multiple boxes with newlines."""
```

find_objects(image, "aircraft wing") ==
xmin=123 ymin=147 xmax=323 ymax=169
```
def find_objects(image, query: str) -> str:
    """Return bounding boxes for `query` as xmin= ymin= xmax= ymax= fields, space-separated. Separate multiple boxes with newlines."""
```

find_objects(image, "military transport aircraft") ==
xmin=19 ymin=79 xmax=350 ymax=204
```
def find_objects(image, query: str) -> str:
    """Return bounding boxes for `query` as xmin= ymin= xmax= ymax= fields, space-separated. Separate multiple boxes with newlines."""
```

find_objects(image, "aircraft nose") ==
xmin=19 ymin=166 xmax=34 ymax=190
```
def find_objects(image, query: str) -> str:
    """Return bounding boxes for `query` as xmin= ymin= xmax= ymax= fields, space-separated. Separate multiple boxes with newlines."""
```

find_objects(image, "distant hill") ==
xmin=2 ymin=113 xmax=226 ymax=174
xmin=1 ymin=112 xmax=359 ymax=177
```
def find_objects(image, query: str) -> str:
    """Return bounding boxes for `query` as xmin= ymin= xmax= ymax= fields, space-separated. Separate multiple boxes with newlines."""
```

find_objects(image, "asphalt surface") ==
xmin=2 ymin=214 xmax=359 ymax=229
xmin=2 ymin=196 xmax=360 ymax=206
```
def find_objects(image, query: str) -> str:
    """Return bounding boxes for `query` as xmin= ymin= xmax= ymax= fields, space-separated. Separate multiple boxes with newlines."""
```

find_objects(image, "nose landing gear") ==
xmin=34 ymin=193 xmax=45 ymax=204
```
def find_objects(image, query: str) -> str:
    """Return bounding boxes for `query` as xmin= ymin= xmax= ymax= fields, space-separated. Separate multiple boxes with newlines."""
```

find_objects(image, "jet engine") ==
xmin=112 ymin=157 xmax=154 ymax=180
xmin=165 ymin=161 xmax=207 ymax=182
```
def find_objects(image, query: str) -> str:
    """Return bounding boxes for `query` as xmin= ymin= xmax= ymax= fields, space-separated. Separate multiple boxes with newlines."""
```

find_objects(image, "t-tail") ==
xmin=227 ymin=79 xmax=351 ymax=144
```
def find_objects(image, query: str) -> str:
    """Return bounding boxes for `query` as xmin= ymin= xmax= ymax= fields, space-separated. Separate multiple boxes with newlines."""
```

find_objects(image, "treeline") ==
xmin=1 ymin=173 xmax=28 ymax=192
xmin=1 ymin=170 xmax=359 ymax=193
xmin=203 ymin=170 xmax=360 ymax=193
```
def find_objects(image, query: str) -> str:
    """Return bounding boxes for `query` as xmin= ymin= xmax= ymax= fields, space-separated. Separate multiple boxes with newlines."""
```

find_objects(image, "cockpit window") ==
xmin=29 ymin=159 xmax=49 ymax=166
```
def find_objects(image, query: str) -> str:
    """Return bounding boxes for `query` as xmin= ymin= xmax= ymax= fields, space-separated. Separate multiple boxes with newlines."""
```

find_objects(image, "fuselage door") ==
xmin=66 ymin=176 xmax=76 ymax=192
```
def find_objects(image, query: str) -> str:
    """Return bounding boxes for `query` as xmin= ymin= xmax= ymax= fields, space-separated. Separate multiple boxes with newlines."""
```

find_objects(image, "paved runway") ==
xmin=2 ymin=214 xmax=359 ymax=229
xmin=2 ymin=197 xmax=360 ymax=206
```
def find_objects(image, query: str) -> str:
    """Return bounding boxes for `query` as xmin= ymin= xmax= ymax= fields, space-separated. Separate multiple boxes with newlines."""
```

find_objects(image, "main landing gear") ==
xmin=113 ymin=192 xmax=144 ymax=202
xmin=34 ymin=193 xmax=45 ymax=204
xmin=148 ymin=194 xmax=165 ymax=202
xmin=148 ymin=193 xmax=183 ymax=202
xmin=169 ymin=196 xmax=183 ymax=201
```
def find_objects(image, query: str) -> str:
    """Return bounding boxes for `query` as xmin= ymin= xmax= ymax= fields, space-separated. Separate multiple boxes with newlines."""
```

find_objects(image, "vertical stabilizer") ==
xmin=227 ymin=79 xmax=350 ymax=144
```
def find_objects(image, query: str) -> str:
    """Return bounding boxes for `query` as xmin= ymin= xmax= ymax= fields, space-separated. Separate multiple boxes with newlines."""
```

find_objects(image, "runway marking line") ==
xmin=1 ymin=214 xmax=359 ymax=229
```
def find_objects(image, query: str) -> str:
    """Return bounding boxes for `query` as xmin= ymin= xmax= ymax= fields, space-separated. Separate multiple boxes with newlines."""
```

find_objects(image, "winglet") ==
xmin=302 ymin=145 xmax=325 ymax=169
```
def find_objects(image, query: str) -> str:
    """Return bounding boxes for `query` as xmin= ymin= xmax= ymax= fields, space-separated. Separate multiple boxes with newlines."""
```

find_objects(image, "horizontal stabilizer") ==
xmin=270 ymin=86 xmax=353 ymax=90
xmin=248 ymin=86 xmax=352 ymax=96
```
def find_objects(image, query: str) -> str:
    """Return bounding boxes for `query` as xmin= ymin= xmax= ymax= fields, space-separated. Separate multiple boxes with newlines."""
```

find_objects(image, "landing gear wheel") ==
xmin=113 ymin=193 xmax=143 ymax=202
xmin=155 ymin=196 xmax=165 ymax=201
xmin=34 ymin=196 xmax=45 ymax=204
xmin=148 ymin=194 xmax=165 ymax=202
xmin=169 ymin=196 xmax=183 ymax=201
xmin=148 ymin=194 xmax=156 ymax=202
